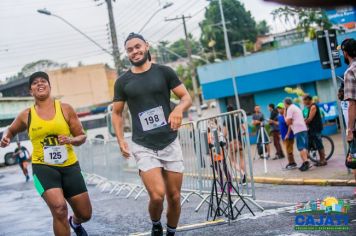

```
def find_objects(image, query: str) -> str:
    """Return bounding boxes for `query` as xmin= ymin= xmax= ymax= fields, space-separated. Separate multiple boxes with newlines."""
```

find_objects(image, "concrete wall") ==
xmin=47 ymin=64 xmax=116 ymax=109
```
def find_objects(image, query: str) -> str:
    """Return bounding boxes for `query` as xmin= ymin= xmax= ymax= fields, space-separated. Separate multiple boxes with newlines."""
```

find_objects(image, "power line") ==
xmin=0 ymin=4 xmax=98 ymax=20
xmin=0 ymin=49 xmax=109 ymax=72
xmin=115 ymin=2 xmax=159 ymax=34
xmin=114 ymin=0 xmax=156 ymax=25
xmin=0 ymin=40 xmax=110 ymax=56
xmin=1 ymin=32 xmax=110 ymax=49
xmin=144 ymin=4 xmax=207 ymax=40
xmin=0 ymin=0 xmax=91 ymax=9
xmin=0 ymin=26 xmax=109 ymax=45
xmin=145 ymin=0 xmax=203 ymax=40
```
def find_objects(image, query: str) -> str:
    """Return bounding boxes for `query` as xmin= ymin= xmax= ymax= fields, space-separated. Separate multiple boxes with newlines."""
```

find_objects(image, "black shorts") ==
xmin=18 ymin=158 xmax=27 ymax=168
xmin=32 ymin=162 xmax=87 ymax=199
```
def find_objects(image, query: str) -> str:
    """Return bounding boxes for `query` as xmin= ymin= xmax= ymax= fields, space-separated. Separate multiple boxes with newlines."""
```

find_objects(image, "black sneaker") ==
xmin=69 ymin=216 xmax=88 ymax=236
xmin=241 ymin=174 xmax=247 ymax=186
xmin=167 ymin=231 xmax=175 ymax=236
xmin=151 ymin=224 xmax=163 ymax=236
xmin=285 ymin=163 xmax=297 ymax=170
xmin=299 ymin=161 xmax=310 ymax=172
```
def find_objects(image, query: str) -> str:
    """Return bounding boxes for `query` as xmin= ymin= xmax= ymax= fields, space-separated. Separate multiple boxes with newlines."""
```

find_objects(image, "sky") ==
xmin=0 ymin=0 xmax=283 ymax=80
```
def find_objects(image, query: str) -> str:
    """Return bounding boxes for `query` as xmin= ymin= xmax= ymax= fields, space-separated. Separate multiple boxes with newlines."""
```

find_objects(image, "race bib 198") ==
xmin=139 ymin=106 xmax=167 ymax=131
xmin=43 ymin=145 xmax=68 ymax=164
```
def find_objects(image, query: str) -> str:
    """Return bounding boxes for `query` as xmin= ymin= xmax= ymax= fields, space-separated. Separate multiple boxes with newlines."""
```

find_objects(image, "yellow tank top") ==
xmin=28 ymin=100 xmax=77 ymax=166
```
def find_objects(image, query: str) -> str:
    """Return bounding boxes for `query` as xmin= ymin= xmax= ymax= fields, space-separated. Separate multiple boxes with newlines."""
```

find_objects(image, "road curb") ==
xmin=253 ymin=177 xmax=355 ymax=186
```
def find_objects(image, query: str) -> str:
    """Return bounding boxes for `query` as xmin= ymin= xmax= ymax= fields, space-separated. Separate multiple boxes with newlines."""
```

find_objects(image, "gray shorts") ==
xmin=131 ymin=138 xmax=184 ymax=173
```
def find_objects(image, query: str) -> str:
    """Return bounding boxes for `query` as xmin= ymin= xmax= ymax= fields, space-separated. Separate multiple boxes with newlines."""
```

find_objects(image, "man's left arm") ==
xmin=169 ymin=84 xmax=192 ymax=130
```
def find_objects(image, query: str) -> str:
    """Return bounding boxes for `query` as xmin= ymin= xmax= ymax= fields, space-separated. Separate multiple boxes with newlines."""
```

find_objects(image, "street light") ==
xmin=37 ymin=9 xmax=113 ymax=57
xmin=138 ymin=2 xmax=173 ymax=33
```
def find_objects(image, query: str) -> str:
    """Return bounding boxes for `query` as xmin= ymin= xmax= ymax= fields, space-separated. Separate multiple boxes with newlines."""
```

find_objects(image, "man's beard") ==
xmin=129 ymin=51 xmax=148 ymax=67
xmin=344 ymin=57 xmax=350 ymax=65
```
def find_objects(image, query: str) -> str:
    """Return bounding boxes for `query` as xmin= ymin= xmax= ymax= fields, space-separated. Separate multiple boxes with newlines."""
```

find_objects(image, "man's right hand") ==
xmin=119 ymin=140 xmax=130 ymax=159
xmin=0 ymin=136 xmax=10 ymax=148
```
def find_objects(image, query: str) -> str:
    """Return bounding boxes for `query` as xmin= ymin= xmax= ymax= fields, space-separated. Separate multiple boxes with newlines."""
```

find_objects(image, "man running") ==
xmin=112 ymin=32 xmax=192 ymax=236
xmin=13 ymin=141 xmax=31 ymax=181
xmin=0 ymin=71 xmax=92 ymax=236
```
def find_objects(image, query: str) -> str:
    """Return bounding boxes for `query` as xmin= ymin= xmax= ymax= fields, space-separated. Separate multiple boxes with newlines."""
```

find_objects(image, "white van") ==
xmin=79 ymin=113 xmax=111 ymax=140
xmin=0 ymin=127 xmax=33 ymax=166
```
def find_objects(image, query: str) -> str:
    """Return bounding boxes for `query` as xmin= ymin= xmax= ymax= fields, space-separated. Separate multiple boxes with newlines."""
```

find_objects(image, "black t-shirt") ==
xmin=14 ymin=146 xmax=28 ymax=161
xmin=113 ymin=63 xmax=182 ymax=150
xmin=307 ymin=103 xmax=323 ymax=133
xmin=252 ymin=112 xmax=264 ymax=131
xmin=269 ymin=109 xmax=279 ymax=132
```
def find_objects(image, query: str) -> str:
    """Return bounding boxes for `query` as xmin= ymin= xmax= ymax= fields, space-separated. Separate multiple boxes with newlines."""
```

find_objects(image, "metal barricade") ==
xmin=75 ymin=139 xmax=146 ymax=199
xmin=194 ymin=110 xmax=263 ymax=217
xmin=177 ymin=122 xmax=205 ymax=205
xmin=75 ymin=109 xmax=263 ymax=217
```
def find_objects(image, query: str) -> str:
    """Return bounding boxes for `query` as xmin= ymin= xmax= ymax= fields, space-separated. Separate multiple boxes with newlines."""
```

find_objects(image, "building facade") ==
xmin=197 ymin=31 xmax=356 ymax=117
xmin=0 ymin=64 xmax=117 ymax=110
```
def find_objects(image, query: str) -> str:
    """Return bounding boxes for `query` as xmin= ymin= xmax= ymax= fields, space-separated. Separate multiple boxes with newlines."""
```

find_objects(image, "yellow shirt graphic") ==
xmin=28 ymin=100 xmax=77 ymax=166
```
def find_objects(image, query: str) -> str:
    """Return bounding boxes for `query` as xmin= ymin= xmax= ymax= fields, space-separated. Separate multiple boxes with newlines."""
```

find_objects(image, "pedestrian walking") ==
xmin=268 ymin=104 xmax=285 ymax=159
xmin=276 ymin=103 xmax=297 ymax=169
xmin=284 ymin=98 xmax=310 ymax=171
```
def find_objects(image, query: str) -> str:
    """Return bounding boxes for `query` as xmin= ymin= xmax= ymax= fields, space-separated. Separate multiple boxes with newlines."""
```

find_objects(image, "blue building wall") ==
xmin=197 ymin=31 xmax=356 ymax=101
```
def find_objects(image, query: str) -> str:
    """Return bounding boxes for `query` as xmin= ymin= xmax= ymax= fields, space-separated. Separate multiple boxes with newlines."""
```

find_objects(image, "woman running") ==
xmin=0 ymin=71 xmax=92 ymax=236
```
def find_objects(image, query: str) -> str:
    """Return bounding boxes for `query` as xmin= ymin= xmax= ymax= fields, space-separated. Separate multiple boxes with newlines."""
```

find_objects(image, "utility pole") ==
xmin=166 ymin=15 xmax=202 ymax=117
xmin=218 ymin=0 xmax=240 ymax=109
xmin=105 ymin=0 xmax=122 ymax=74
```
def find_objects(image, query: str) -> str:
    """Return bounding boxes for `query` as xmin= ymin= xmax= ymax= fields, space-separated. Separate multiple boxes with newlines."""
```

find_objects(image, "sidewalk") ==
xmin=250 ymin=133 xmax=355 ymax=186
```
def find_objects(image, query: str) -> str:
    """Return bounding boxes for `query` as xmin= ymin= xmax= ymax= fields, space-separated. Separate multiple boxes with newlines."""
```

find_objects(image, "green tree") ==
xmin=256 ymin=20 xmax=271 ymax=36
xmin=166 ymin=35 xmax=202 ymax=61
xmin=271 ymin=7 xmax=332 ymax=39
xmin=176 ymin=65 xmax=193 ymax=91
xmin=6 ymin=59 xmax=67 ymax=82
xmin=200 ymin=0 xmax=258 ymax=58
